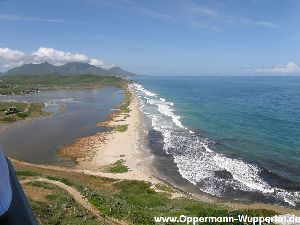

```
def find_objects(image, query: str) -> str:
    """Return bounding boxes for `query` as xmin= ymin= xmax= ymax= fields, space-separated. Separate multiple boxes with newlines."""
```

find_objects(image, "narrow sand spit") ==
xmin=11 ymin=86 xmax=300 ymax=217
xmin=77 ymin=86 xmax=162 ymax=185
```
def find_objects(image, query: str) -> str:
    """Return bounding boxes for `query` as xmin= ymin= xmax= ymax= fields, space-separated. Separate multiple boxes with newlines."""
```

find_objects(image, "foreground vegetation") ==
xmin=103 ymin=159 xmax=129 ymax=173
xmin=16 ymin=167 xmax=278 ymax=225
xmin=113 ymin=124 xmax=128 ymax=132
xmin=0 ymin=101 xmax=48 ymax=123
xmin=23 ymin=181 xmax=100 ymax=225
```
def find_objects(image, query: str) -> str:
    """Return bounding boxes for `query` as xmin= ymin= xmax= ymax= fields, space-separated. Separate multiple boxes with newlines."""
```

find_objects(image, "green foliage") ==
xmin=87 ymin=179 xmax=277 ymax=225
xmin=28 ymin=181 xmax=55 ymax=190
xmin=28 ymin=181 xmax=99 ymax=225
xmin=119 ymin=89 xmax=132 ymax=113
xmin=16 ymin=170 xmax=41 ymax=177
xmin=1 ymin=74 xmax=126 ymax=88
xmin=105 ymin=159 xmax=129 ymax=173
xmin=155 ymin=183 xmax=174 ymax=192
xmin=113 ymin=124 xmax=128 ymax=132
xmin=0 ymin=101 xmax=47 ymax=123
xmin=17 ymin=112 xmax=28 ymax=118
xmin=46 ymin=176 xmax=76 ymax=187
xmin=0 ymin=101 xmax=27 ymax=112
xmin=23 ymin=172 xmax=278 ymax=225
xmin=1 ymin=115 xmax=17 ymax=122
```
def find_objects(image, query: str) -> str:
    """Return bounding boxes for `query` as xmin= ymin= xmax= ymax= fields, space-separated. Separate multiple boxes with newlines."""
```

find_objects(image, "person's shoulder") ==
xmin=0 ymin=147 xmax=12 ymax=218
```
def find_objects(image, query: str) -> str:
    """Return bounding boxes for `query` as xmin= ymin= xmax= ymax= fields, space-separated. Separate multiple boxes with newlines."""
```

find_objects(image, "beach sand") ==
xmin=10 ymin=85 xmax=300 ymax=217
xmin=74 ymin=87 xmax=159 ymax=183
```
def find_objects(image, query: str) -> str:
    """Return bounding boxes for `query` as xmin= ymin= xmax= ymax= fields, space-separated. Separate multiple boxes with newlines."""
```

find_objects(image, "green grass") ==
xmin=0 ymin=101 xmax=48 ymax=123
xmin=16 ymin=170 xmax=41 ymax=177
xmin=40 ymin=175 xmax=277 ymax=225
xmin=155 ymin=183 xmax=174 ymax=193
xmin=28 ymin=181 xmax=55 ymax=190
xmin=46 ymin=176 xmax=76 ymax=187
xmin=89 ymin=180 xmax=277 ymax=224
xmin=1 ymin=74 xmax=126 ymax=88
xmin=104 ymin=159 xmax=129 ymax=173
xmin=26 ymin=181 xmax=100 ymax=225
xmin=0 ymin=101 xmax=27 ymax=113
xmin=0 ymin=74 xmax=127 ymax=96
xmin=0 ymin=83 xmax=37 ymax=95
xmin=18 ymin=171 xmax=279 ymax=225
xmin=17 ymin=112 xmax=28 ymax=118
xmin=113 ymin=124 xmax=128 ymax=132
xmin=119 ymin=88 xmax=132 ymax=113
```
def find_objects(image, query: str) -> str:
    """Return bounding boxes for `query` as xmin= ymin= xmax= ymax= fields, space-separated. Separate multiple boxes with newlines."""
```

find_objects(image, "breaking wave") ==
xmin=132 ymin=83 xmax=300 ymax=207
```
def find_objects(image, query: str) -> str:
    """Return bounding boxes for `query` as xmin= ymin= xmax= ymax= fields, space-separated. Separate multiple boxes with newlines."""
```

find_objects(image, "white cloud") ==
xmin=0 ymin=48 xmax=25 ymax=61
xmin=116 ymin=0 xmax=176 ymax=22
xmin=0 ymin=13 xmax=87 ymax=25
xmin=32 ymin=47 xmax=89 ymax=65
xmin=181 ymin=1 xmax=278 ymax=30
xmin=0 ymin=47 xmax=114 ymax=70
xmin=89 ymin=58 xmax=111 ymax=68
xmin=228 ymin=16 xmax=279 ymax=29
xmin=257 ymin=62 xmax=300 ymax=74
xmin=0 ymin=48 xmax=26 ymax=68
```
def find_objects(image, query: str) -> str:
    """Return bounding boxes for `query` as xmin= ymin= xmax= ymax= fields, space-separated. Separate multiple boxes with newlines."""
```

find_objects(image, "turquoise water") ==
xmin=133 ymin=76 xmax=300 ymax=207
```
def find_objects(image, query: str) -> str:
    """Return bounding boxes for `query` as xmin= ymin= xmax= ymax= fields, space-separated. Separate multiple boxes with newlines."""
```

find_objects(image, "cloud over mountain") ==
xmin=0 ymin=47 xmax=113 ymax=70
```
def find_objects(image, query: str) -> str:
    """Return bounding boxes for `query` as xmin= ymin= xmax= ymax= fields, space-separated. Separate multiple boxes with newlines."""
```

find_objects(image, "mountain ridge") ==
xmin=3 ymin=62 xmax=136 ymax=77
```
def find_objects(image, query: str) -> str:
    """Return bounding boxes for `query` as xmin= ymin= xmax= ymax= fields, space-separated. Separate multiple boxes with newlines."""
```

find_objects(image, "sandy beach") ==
xmin=9 ymin=85 xmax=300 ymax=217
xmin=53 ymin=85 xmax=166 ymax=186
xmin=80 ymin=93 xmax=158 ymax=182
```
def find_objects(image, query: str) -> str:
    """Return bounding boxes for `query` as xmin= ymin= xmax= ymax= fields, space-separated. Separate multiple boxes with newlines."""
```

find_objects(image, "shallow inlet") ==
xmin=0 ymin=87 xmax=123 ymax=165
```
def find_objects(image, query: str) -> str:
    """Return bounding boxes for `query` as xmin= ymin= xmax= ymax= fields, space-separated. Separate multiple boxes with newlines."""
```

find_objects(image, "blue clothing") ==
xmin=0 ymin=148 xmax=12 ymax=217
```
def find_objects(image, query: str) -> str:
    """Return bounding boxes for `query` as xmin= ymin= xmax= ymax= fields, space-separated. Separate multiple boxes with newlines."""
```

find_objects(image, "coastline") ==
xmin=10 ymin=84 xmax=300 ymax=217
xmin=77 ymin=87 xmax=160 ymax=184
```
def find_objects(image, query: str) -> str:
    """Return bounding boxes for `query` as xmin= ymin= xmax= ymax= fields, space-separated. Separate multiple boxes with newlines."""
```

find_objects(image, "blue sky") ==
xmin=0 ymin=0 xmax=300 ymax=75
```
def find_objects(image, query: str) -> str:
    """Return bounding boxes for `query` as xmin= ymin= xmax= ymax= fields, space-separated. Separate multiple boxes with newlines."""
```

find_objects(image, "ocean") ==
xmin=132 ymin=76 xmax=300 ymax=208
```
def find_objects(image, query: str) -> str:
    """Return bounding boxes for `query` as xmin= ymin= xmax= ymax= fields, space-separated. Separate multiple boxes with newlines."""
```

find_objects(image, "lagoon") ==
xmin=0 ymin=87 xmax=123 ymax=165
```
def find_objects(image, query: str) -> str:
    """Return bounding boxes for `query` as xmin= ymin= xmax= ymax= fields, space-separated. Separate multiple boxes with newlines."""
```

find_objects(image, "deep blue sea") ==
xmin=132 ymin=76 xmax=300 ymax=208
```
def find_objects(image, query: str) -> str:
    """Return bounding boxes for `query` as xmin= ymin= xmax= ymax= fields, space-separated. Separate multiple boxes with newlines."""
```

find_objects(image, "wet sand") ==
xmin=8 ymin=85 xmax=300 ymax=217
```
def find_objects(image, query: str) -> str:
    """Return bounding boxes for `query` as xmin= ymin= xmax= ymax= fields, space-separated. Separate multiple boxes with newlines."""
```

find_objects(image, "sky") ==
xmin=0 ymin=0 xmax=300 ymax=75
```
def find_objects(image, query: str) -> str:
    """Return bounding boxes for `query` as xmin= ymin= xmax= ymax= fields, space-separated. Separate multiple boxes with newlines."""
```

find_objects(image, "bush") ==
xmin=17 ymin=112 xmax=28 ymax=118
xmin=105 ymin=160 xmax=129 ymax=173
xmin=16 ymin=170 xmax=41 ymax=177
xmin=113 ymin=124 xmax=128 ymax=132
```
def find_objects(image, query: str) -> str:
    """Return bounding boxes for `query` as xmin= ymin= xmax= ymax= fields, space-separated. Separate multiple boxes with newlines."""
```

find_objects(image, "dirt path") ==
xmin=21 ymin=178 xmax=124 ymax=225
xmin=24 ymin=103 xmax=31 ymax=112
xmin=11 ymin=158 xmax=160 ymax=184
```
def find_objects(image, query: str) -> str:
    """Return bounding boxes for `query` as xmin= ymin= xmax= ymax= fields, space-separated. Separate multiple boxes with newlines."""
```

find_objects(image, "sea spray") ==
xmin=132 ymin=82 xmax=300 ymax=207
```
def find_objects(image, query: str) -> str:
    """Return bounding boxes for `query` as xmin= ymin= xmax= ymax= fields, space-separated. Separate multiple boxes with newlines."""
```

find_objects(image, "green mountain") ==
xmin=4 ymin=62 xmax=136 ymax=77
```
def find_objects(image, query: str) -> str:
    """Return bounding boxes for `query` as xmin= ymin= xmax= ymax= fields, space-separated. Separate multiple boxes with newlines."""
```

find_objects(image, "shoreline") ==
xmin=8 ymin=83 xmax=300 ymax=217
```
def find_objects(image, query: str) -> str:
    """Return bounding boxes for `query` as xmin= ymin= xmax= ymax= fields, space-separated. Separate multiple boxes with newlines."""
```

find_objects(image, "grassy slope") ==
xmin=16 ymin=167 xmax=277 ymax=225
xmin=23 ymin=181 xmax=100 ymax=225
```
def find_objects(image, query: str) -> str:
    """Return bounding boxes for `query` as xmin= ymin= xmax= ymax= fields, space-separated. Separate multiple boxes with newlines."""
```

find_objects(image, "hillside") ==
xmin=0 ymin=74 xmax=127 ymax=95
xmin=4 ymin=62 xmax=136 ymax=77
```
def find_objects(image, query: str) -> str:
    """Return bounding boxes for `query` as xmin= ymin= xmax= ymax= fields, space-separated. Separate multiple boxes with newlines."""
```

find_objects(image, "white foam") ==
xmin=134 ymin=84 xmax=157 ymax=97
xmin=131 ymin=83 xmax=300 ymax=207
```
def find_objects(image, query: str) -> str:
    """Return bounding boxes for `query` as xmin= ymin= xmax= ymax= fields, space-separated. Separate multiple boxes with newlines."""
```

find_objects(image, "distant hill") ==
xmin=4 ymin=62 xmax=136 ymax=77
